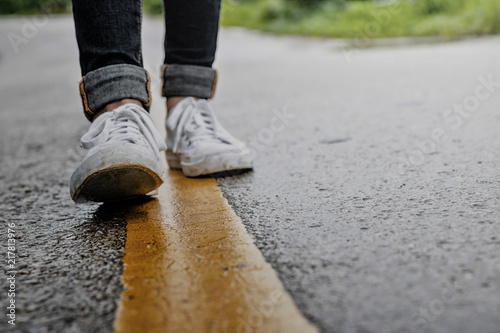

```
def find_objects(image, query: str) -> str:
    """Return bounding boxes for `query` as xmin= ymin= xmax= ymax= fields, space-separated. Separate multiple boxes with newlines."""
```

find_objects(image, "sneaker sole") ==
xmin=72 ymin=165 xmax=163 ymax=203
xmin=166 ymin=149 xmax=253 ymax=177
xmin=70 ymin=143 xmax=165 ymax=203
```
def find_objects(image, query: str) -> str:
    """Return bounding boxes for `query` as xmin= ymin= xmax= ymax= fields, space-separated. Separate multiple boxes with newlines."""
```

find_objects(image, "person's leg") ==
xmin=162 ymin=0 xmax=220 ymax=110
xmin=72 ymin=0 xmax=151 ymax=121
xmin=70 ymin=0 xmax=166 ymax=203
xmin=161 ymin=0 xmax=253 ymax=177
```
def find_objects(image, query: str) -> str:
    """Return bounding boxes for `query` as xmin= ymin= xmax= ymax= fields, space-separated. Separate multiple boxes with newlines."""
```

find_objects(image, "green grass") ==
xmin=220 ymin=0 xmax=500 ymax=38
xmin=2 ymin=0 xmax=499 ymax=38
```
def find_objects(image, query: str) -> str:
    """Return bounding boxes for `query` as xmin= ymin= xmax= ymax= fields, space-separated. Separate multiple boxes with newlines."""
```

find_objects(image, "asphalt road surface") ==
xmin=1 ymin=16 xmax=500 ymax=333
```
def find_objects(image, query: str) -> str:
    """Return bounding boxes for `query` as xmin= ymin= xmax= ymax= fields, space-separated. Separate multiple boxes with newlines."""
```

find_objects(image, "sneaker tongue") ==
xmin=184 ymin=110 xmax=220 ymax=142
xmin=186 ymin=116 xmax=202 ymax=132
xmin=80 ymin=105 xmax=167 ymax=157
xmin=109 ymin=118 xmax=141 ymax=144
xmin=169 ymin=99 xmax=230 ymax=152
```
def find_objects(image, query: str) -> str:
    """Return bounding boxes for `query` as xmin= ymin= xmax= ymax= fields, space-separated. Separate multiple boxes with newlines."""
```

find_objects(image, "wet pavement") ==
xmin=0 ymin=17 xmax=126 ymax=332
xmin=1 ymin=16 xmax=500 ymax=333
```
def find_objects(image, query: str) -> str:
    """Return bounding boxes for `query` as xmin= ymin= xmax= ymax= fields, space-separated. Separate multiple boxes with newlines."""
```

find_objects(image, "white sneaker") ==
xmin=166 ymin=98 xmax=253 ymax=177
xmin=70 ymin=104 xmax=167 ymax=203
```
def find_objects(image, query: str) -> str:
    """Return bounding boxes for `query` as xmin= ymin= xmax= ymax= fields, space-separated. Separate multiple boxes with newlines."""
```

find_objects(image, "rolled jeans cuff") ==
xmin=161 ymin=64 xmax=217 ymax=99
xmin=79 ymin=64 xmax=152 ymax=121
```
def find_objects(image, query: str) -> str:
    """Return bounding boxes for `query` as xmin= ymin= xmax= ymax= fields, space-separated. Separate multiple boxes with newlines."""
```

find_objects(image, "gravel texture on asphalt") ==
xmin=0 ymin=17 xmax=126 ymax=332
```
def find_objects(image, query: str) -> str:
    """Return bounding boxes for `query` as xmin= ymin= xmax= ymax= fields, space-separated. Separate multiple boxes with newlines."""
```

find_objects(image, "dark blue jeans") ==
xmin=72 ymin=0 xmax=220 ymax=121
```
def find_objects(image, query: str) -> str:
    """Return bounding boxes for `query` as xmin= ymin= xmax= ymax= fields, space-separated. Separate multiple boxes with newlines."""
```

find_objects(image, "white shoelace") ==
xmin=169 ymin=99 xmax=230 ymax=154
xmin=80 ymin=104 xmax=166 ymax=160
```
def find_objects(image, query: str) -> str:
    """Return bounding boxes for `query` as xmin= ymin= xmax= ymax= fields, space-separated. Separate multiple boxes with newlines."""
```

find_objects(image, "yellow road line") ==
xmin=114 ymin=168 xmax=318 ymax=332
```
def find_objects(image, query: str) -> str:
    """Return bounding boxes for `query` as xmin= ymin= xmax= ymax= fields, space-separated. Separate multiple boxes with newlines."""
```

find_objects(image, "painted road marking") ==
xmin=114 ymin=168 xmax=318 ymax=332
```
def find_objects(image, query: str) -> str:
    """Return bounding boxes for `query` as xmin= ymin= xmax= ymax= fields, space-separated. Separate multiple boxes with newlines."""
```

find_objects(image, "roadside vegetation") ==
xmin=220 ymin=0 xmax=500 ymax=38
xmin=0 ymin=0 xmax=69 ymax=15
xmin=1 ymin=0 xmax=500 ymax=38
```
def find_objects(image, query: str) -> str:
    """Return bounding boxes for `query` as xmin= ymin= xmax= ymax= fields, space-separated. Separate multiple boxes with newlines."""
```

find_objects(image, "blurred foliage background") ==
xmin=216 ymin=0 xmax=500 ymax=38
xmin=0 ymin=0 xmax=69 ymax=15
xmin=1 ymin=0 xmax=500 ymax=38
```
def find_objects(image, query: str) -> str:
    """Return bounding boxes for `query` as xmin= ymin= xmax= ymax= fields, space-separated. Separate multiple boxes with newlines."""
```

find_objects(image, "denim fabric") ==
xmin=79 ymin=64 xmax=152 ymax=121
xmin=72 ymin=0 xmax=144 ymax=75
xmin=71 ymin=0 xmax=221 ymax=120
xmin=162 ymin=64 xmax=217 ymax=99
xmin=163 ymin=0 xmax=221 ymax=67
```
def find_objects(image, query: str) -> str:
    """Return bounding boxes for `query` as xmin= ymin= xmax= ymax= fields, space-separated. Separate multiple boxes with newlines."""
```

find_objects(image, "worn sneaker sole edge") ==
xmin=71 ymin=165 xmax=164 ymax=203
xmin=70 ymin=144 xmax=165 ymax=204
